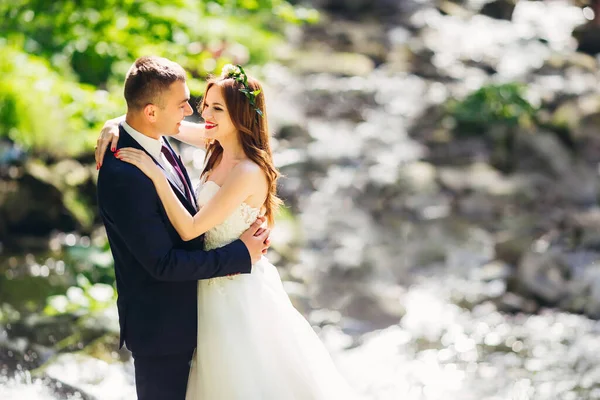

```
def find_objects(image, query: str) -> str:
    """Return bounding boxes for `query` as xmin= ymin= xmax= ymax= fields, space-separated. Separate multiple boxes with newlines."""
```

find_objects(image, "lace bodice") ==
xmin=195 ymin=181 xmax=261 ymax=251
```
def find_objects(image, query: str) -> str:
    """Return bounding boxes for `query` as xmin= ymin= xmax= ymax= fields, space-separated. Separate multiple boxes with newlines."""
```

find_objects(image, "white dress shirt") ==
xmin=121 ymin=121 xmax=186 ymax=194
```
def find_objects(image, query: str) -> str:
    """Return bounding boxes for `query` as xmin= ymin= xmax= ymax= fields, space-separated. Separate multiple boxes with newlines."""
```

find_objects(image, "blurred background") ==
xmin=1 ymin=0 xmax=600 ymax=399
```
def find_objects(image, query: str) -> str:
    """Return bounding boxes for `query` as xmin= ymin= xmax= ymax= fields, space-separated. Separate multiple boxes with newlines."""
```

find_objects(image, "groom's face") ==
xmin=155 ymin=80 xmax=193 ymax=136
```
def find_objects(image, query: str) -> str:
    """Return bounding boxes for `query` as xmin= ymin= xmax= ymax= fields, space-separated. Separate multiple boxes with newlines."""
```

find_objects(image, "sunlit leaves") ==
xmin=0 ymin=0 xmax=317 ymax=156
xmin=44 ymin=275 xmax=116 ymax=316
xmin=0 ymin=43 xmax=124 ymax=156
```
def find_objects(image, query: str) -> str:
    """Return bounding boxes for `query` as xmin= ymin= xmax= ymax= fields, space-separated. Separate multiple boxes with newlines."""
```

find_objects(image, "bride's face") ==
xmin=201 ymin=86 xmax=236 ymax=142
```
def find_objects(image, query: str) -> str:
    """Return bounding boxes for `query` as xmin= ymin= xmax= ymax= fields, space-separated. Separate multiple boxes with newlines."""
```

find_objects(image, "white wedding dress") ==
xmin=185 ymin=181 xmax=357 ymax=400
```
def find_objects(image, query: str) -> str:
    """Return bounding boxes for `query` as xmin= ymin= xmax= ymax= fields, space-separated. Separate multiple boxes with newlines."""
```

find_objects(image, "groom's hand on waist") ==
xmin=256 ymin=227 xmax=270 ymax=255
xmin=240 ymin=217 xmax=270 ymax=264
xmin=253 ymin=217 xmax=271 ymax=256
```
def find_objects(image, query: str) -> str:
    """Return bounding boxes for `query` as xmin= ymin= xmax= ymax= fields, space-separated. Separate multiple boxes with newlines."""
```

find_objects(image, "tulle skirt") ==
xmin=185 ymin=257 xmax=357 ymax=400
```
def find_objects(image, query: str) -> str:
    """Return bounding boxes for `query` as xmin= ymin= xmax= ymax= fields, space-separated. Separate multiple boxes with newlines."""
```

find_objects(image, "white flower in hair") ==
xmin=221 ymin=64 xmax=241 ymax=78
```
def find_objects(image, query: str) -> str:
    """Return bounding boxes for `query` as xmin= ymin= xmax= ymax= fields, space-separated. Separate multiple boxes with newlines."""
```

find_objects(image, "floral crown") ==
xmin=221 ymin=64 xmax=263 ymax=117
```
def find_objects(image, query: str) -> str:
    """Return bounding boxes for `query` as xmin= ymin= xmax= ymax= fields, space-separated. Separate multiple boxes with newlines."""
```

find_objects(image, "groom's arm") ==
xmin=99 ymin=162 xmax=251 ymax=281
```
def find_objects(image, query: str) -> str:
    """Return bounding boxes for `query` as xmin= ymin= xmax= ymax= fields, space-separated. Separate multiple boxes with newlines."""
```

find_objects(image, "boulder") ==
xmin=0 ymin=168 xmax=79 ymax=241
xmin=517 ymin=248 xmax=569 ymax=304
xmin=480 ymin=0 xmax=516 ymax=20
xmin=574 ymin=24 xmax=600 ymax=56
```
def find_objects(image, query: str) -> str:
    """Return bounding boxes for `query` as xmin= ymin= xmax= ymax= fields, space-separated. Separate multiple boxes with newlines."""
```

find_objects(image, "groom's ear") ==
xmin=143 ymin=104 xmax=158 ymax=123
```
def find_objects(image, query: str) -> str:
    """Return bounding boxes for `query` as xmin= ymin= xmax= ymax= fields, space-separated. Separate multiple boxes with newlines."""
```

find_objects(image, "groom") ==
xmin=97 ymin=56 xmax=269 ymax=400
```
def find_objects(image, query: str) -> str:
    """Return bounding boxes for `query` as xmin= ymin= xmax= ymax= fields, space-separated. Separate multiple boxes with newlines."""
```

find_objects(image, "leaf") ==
xmin=237 ymin=65 xmax=249 ymax=85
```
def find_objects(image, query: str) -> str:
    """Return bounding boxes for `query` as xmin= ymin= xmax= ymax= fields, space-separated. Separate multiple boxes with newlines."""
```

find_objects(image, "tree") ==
xmin=0 ymin=0 xmax=317 ymax=156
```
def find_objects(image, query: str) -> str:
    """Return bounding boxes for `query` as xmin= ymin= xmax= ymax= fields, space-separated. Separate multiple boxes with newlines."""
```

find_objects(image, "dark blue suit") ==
xmin=97 ymin=126 xmax=251 ymax=399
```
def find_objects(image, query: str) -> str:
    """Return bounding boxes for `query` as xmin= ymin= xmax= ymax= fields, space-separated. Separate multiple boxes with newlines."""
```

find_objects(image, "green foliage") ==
xmin=1 ymin=0 xmax=317 ymax=85
xmin=0 ymin=0 xmax=317 ymax=156
xmin=447 ymin=83 xmax=538 ymax=135
xmin=43 ymin=239 xmax=116 ymax=316
xmin=66 ymin=241 xmax=115 ymax=285
xmin=0 ymin=274 xmax=58 ymax=320
xmin=44 ymin=274 xmax=116 ymax=316
xmin=0 ymin=43 xmax=124 ymax=157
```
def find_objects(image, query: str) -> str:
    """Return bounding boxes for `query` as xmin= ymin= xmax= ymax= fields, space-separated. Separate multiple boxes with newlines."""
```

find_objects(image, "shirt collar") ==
xmin=121 ymin=121 xmax=163 ymax=161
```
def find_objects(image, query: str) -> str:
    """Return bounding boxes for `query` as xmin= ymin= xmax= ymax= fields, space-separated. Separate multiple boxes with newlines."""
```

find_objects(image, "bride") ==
xmin=102 ymin=65 xmax=357 ymax=399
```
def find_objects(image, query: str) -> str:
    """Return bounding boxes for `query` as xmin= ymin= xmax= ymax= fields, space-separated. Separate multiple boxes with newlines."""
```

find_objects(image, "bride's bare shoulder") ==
xmin=231 ymin=159 xmax=268 ymax=188
xmin=233 ymin=159 xmax=262 ymax=176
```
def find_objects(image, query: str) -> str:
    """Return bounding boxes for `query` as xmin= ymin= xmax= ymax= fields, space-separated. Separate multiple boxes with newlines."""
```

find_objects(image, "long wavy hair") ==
xmin=199 ymin=75 xmax=282 ymax=226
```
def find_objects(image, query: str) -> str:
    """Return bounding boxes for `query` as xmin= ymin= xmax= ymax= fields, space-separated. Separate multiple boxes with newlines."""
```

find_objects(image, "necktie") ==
xmin=161 ymin=145 xmax=193 ymax=204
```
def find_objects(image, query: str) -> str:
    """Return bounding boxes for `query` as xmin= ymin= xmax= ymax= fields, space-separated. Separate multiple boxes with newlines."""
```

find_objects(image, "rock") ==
xmin=573 ymin=111 xmax=600 ymax=164
xmin=574 ymin=23 xmax=600 ymax=56
xmin=514 ymin=132 xmax=573 ymax=177
xmin=309 ymin=0 xmax=400 ymax=18
xmin=385 ymin=43 xmax=413 ymax=73
xmin=514 ymin=161 xmax=598 ymax=208
xmin=585 ymin=269 xmax=600 ymax=318
xmin=495 ymin=233 xmax=535 ymax=266
xmin=42 ymin=352 xmax=134 ymax=399
xmin=566 ymin=209 xmax=600 ymax=250
xmin=480 ymin=0 xmax=517 ymax=20
xmin=0 ymin=139 xmax=27 ymax=166
xmin=82 ymin=333 xmax=131 ymax=364
xmin=517 ymin=248 xmax=569 ymax=304
xmin=409 ymin=46 xmax=454 ymax=81
xmin=496 ymin=292 xmax=538 ymax=314
xmin=404 ymin=192 xmax=452 ymax=221
xmin=9 ymin=314 xmax=79 ymax=349
xmin=437 ymin=0 xmax=472 ymax=18
xmin=385 ymin=28 xmax=412 ymax=72
xmin=437 ymin=162 xmax=520 ymax=196
xmin=556 ymin=163 xmax=598 ymax=207
xmin=475 ymin=260 xmax=514 ymax=282
xmin=551 ymin=95 xmax=600 ymax=145
xmin=341 ymin=289 xmax=406 ymax=330
xmin=302 ymin=84 xmax=377 ymax=121
xmin=0 ymin=156 xmax=100 ymax=245
xmin=457 ymin=192 xmax=496 ymax=219
xmin=304 ymin=20 xmax=389 ymax=64
xmin=0 ymin=168 xmax=79 ymax=241
xmin=0 ymin=339 xmax=43 ymax=375
xmin=283 ymin=50 xmax=375 ymax=77
xmin=397 ymin=162 xmax=438 ymax=193
xmin=275 ymin=124 xmax=315 ymax=148
xmin=539 ymin=52 xmax=598 ymax=75
xmin=395 ymin=162 xmax=452 ymax=220
xmin=425 ymin=136 xmax=491 ymax=166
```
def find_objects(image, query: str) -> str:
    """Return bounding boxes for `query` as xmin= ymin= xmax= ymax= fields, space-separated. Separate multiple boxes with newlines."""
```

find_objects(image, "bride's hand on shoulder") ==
xmin=115 ymin=148 xmax=162 ymax=182
xmin=95 ymin=116 xmax=124 ymax=168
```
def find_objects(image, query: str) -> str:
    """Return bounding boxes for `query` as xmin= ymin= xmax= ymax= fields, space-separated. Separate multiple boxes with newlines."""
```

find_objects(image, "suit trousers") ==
xmin=133 ymin=350 xmax=195 ymax=400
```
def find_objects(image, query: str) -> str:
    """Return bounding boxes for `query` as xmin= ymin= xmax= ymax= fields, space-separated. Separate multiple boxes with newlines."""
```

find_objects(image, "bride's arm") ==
xmin=95 ymin=117 xmax=208 ymax=167
xmin=172 ymin=120 xmax=208 ymax=150
xmin=115 ymin=148 xmax=265 ymax=241
xmin=153 ymin=161 xmax=264 ymax=241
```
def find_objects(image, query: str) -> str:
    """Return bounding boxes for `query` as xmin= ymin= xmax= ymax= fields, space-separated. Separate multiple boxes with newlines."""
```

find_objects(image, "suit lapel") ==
xmin=163 ymin=137 xmax=198 ymax=210
xmin=118 ymin=126 xmax=197 ymax=214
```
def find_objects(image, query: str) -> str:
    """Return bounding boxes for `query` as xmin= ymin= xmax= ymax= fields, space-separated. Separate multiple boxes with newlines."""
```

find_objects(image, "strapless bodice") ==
xmin=195 ymin=181 xmax=261 ymax=251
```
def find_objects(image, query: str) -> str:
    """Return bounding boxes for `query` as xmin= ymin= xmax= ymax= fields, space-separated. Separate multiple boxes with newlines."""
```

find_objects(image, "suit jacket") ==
xmin=97 ymin=126 xmax=251 ymax=356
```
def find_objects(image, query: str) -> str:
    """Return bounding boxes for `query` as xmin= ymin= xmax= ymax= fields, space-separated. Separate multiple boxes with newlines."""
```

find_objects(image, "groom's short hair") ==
xmin=124 ymin=56 xmax=187 ymax=110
